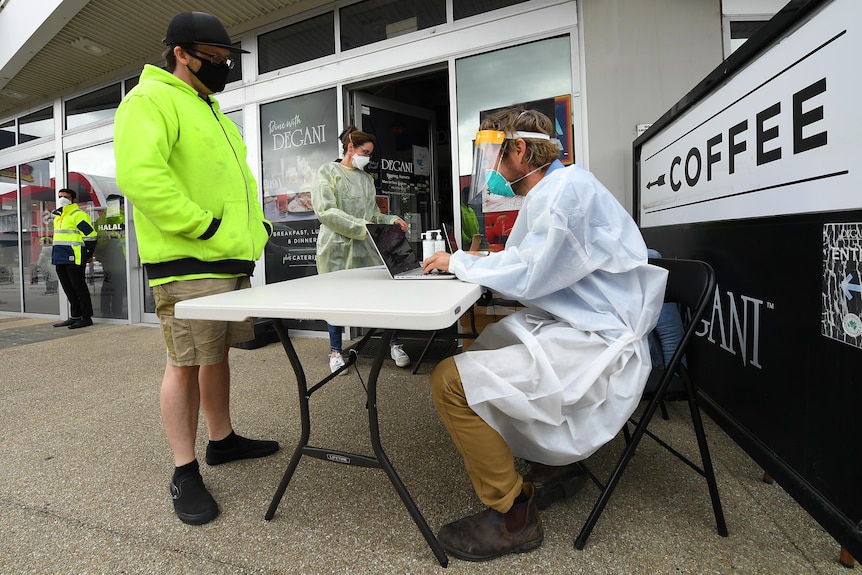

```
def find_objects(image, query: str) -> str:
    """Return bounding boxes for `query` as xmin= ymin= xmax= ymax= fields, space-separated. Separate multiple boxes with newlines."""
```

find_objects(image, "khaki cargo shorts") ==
xmin=153 ymin=277 xmax=254 ymax=367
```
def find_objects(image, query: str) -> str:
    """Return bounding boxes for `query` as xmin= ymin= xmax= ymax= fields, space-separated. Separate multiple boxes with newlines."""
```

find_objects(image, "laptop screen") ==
xmin=367 ymin=224 xmax=420 ymax=275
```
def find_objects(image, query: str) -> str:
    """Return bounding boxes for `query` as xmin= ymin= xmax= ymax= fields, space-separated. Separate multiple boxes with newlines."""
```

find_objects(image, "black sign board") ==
xmin=635 ymin=0 xmax=861 ymax=559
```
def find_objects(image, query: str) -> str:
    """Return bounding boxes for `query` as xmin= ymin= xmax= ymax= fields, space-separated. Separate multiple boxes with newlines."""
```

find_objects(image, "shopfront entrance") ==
xmin=350 ymin=66 xmax=452 ymax=248
xmin=352 ymin=92 xmax=436 ymax=247
xmin=347 ymin=69 xmax=452 ymax=345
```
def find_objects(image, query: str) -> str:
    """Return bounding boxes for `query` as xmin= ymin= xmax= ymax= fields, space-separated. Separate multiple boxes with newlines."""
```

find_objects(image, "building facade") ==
xmin=0 ymin=0 xmax=784 ymax=325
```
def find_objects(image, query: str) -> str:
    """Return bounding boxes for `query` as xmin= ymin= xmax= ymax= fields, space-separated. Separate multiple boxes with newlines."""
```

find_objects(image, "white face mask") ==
xmin=57 ymin=197 xmax=72 ymax=208
xmin=351 ymin=154 xmax=371 ymax=170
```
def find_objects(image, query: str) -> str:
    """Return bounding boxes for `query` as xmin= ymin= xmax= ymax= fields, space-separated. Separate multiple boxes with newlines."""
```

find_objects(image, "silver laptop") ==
xmin=366 ymin=223 xmax=456 ymax=280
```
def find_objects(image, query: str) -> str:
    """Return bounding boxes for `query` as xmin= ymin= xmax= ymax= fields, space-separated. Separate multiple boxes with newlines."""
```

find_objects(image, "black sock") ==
xmin=514 ymin=489 xmax=528 ymax=504
xmin=208 ymin=430 xmax=238 ymax=450
xmin=174 ymin=459 xmax=199 ymax=480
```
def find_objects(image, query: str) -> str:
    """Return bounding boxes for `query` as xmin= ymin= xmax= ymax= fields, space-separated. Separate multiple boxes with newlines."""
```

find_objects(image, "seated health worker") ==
xmin=421 ymin=108 xmax=668 ymax=562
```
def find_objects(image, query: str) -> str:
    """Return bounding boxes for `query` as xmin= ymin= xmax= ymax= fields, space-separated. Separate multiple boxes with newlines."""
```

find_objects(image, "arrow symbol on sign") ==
xmin=840 ymin=273 xmax=861 ymax=300
xmin=646 ymin=174 xmax=666 ymax=189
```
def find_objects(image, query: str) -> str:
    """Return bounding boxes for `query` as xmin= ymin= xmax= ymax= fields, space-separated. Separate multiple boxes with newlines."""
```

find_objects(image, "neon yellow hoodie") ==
xmin=114 ymin=65 xmax=271 ymax=286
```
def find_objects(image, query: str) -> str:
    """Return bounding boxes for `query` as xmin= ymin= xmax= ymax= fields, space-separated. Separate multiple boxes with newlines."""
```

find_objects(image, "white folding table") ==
xmin=175 ymin=267 xmax=483 ymax=567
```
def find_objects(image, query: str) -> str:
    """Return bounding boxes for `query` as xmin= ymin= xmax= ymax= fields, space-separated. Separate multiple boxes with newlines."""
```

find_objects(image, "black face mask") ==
xmin=189 ymin=59 xmax=230 ymax=94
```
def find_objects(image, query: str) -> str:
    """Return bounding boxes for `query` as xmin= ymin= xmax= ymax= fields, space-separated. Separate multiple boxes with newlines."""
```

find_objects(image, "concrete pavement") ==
xmin=0 ymin=314 xmax=854 ymax=574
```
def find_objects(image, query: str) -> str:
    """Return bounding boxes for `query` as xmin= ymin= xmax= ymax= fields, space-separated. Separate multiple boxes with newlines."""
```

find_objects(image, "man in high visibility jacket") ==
xmin=51 ymin=188 xmax=97 ymax=329
xmin=114 ymin=11 xmax=277 ymax=526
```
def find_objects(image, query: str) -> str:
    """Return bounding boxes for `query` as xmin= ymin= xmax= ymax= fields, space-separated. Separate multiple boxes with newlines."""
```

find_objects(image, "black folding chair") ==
xmin=574 ymin=258 xmax=728 ymax=549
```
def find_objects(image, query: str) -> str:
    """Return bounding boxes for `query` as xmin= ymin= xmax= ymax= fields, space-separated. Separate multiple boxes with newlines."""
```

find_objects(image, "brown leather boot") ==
xmin=437 ymin=483 xmax=543 ymax=562
xmin=524 ymin=461 xmax=587 ymax=510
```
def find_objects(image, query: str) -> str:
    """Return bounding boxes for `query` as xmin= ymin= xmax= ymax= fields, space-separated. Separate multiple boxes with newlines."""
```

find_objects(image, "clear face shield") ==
xmin=468 ymin=130 xmax=508 ymax=203
xmin=468 ymin=129 xmax=554 ymax=202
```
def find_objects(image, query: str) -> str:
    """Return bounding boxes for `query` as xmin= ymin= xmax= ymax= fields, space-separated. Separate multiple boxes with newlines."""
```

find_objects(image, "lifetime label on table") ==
xmin=822 ymin=223 xmax=862 ymax=347
xmin=326 ymin=453 xmax=351 ymax=464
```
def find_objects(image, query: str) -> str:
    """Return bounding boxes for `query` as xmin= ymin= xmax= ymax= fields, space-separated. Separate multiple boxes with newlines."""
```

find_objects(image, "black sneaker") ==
xmin=170 ymin=473 xmax=219 ymax=525
xmin=53 ymin=317 xmax=79 ymax=327
xmin=205 ymin=434 xmax=279 ymax=466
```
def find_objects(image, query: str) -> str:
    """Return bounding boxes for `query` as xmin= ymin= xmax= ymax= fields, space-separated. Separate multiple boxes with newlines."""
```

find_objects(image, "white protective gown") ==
xmin=449 ymin=164 xmax=668 ymax=466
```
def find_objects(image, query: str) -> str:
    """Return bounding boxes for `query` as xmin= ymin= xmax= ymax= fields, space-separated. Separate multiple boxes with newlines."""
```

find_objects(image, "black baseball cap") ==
xmin=163 ymin=11 xmax=250 ymax=53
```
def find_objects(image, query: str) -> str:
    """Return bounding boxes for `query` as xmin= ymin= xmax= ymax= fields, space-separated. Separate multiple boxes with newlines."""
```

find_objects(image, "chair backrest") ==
xmin=648 ymin=258 xmax=716 ymax=379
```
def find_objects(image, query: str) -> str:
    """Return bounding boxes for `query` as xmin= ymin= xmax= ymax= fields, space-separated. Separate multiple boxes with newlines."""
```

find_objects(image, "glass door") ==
xmin=0 ymin=164 xmax=22 ymax=312
xmin=117 ymin=202 xmax=156 ymax=324
xmin=22 ymin=158 xmax=59 ymax=315
xmin=66 ymin=143 xmax=130 ymax=322
xmin=351 ymin=92 xmax=436 ymax=248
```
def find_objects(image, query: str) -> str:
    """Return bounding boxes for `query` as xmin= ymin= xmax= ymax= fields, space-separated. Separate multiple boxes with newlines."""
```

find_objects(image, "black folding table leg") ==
xmin=264 ymin=321 xmax=447 ymax=566
xmin=369 ymin=329 xmax=449 ymax=567
xmin=265 ymin=319 xmax=310 ymax=520
xmin=412 ymin=329 xmax=439 ymax=374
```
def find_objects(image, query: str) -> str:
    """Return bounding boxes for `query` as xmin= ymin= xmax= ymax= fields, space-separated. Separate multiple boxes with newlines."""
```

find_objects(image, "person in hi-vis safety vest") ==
xmin=51 ymin=188 xmax=97 ymax=329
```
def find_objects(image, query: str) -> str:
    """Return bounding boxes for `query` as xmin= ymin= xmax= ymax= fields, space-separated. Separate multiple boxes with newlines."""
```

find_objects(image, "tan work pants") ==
xmin=430 ymin=356 xmax=523 ymax=513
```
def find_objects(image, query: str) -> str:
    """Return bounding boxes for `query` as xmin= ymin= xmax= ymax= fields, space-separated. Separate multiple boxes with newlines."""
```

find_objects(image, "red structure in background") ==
xmin=483 ymin=211 xmax=515 ymax=251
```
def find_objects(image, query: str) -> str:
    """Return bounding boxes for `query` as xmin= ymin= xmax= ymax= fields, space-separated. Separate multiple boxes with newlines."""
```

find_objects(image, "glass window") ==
xmin=124 ymin=75 xmax=140 ymax=94
xmin=456 ymin=36 xmax=572 ymax=175
xmin=259 ymin=13 xmax=335 ymax=73
xmin=454 ymin=0 xmax=529 ymax=20
xmin=65 ymin=84 xmax=122 ymax=131
xmin=340 ymin=0 xmax=445 ymax=51
xmin=0 ymin=120 xmax=14 ymax=150
xmin=67 ymin=142 xmax=127 ymax=320
xmin=0 ymin=164 xmax=21 ymax=311
xmin=143 ymin=266 xmax=156 ymax=315
xmin=21 ymin=158 xmax=58 ymax=314
xmin=259 ymin=88 xmax=337 ymax=292
xmin=456 ymin=36 xmax=573 ymax=250
xmin=225 ymin=110 xmax=243 ymax=138
xmin=18 ymin=107 xmax=53 ymax=143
